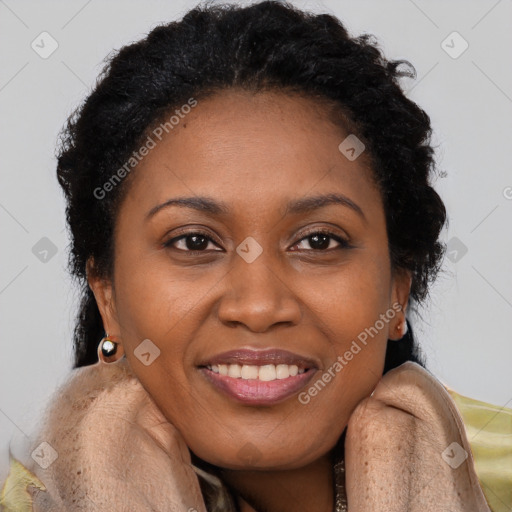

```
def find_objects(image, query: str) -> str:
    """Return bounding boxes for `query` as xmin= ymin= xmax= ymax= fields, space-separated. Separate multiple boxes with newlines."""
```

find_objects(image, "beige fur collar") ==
xmin=1 ymin=358 xmax=493 ymax=511
xmin=23 ymin=358 xmax=208 ymax=511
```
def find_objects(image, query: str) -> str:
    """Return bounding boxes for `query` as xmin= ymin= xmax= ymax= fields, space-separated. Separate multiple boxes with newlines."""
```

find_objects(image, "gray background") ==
xmin=1 ymin=0 xmax=511 ymax=479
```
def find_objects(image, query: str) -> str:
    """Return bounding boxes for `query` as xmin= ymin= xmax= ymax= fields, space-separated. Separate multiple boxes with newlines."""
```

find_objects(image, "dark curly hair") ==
xmin=56 ymin=0 xmax=445 ymax=371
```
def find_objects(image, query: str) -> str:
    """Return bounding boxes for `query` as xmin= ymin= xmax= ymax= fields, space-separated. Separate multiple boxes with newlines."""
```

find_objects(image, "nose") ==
xmin=217 ymin=252 xmax=302 ymax=333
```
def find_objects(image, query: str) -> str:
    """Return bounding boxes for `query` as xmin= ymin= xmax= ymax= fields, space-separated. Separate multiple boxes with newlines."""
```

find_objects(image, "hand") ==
xmin=344 ymin=361 xmax=491 ymax=511
xmin=30 ymin=360 xmax=207 ymax=512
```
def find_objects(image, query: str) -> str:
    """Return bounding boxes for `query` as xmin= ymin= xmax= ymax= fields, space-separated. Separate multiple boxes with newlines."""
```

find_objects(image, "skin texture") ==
xmin=88 ymin=90 xmax=412 ymax=511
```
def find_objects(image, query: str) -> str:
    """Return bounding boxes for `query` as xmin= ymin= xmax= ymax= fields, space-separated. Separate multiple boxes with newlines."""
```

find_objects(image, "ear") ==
xmin=389 ymin=269 xmax=412 ymax=341
xmin=86 ymin=257 xmax=121 ymax=336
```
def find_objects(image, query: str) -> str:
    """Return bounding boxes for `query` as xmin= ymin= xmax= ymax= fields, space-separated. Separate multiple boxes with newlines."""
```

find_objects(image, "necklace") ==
xmin=333 ymin=456 xmax=348 ymax=511
xmin=333 ymin=448 xmax=348 ymax=511
xmin=225 ymin=438 xmax=348 ymax=512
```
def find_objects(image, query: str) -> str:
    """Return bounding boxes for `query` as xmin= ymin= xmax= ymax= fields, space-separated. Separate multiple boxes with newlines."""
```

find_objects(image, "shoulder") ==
xmin=446 ymin=387 xmax=512 ymax=512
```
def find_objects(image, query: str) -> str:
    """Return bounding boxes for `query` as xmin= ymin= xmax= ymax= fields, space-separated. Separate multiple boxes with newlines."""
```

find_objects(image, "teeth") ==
xmin=241 ymin=364 xmax=259 ymax=379
xmin=207 ymin=363 xmax=303 ymax=381
xmin=259 ymin=364 xmax=277 ymax=381
xmin=227 ymin=364 xmax=242 ymax=378
xmin=276 ymin=364 xmax=289 ymax=379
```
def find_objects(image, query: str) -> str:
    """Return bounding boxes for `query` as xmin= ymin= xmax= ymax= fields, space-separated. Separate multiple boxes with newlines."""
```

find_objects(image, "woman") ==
xmin=1 ymin=2 xmax=509 ymax=511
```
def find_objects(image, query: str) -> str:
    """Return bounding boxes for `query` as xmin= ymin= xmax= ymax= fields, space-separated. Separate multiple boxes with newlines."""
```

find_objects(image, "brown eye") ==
xmin=164 ymin=231 xmax=222 ymax=252
xmin=291 ymin=230 xmax=350 ymax=251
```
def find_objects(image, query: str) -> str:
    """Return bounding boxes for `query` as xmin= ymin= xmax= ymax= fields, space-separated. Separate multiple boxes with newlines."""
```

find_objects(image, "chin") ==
xmin=191 ymin=437 xmax=331 ymax=472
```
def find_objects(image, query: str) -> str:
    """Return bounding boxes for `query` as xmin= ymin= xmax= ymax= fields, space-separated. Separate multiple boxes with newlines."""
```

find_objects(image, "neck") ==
xmin=219 ymin=452 xmax=335 ymax=512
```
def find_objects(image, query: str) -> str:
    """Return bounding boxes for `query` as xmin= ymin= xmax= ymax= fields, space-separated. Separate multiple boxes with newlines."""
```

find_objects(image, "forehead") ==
xmin=121 ymin=89 xmax=381 ymax=219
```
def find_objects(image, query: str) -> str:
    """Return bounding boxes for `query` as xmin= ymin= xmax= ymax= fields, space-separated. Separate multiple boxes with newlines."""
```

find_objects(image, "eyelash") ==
xmin=163 ymin=228 xmax=351 ymax=253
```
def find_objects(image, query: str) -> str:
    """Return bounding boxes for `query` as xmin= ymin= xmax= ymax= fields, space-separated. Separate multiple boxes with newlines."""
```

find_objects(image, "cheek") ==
xmin=109 ymin=255 xmax=188 ymax=389
xmin=110 ymin=252 xmax=226 ymax=425
xmin=294 ymin=316 xmax=389 ymax=460
xmin=299 ymin=249 xmax=393 ymax=422
xmin=309 ymin=245 xmax=393 ymax=356
xmin=112 ymin=248 xmax=200 ymax=348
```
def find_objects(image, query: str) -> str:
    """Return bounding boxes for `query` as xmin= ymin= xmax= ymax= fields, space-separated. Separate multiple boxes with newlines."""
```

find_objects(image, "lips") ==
xmin=198 ymin=348 xmax=319 ymax=405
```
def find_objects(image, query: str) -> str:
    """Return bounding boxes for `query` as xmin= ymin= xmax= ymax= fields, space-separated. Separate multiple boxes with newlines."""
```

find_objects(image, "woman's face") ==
xmin=90 ymin=90 xmax=410 ymax=470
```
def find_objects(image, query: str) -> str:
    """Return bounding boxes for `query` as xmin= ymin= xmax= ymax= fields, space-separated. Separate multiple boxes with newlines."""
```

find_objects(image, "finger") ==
xmin=344 ymin=362 xmax=491 ymax=512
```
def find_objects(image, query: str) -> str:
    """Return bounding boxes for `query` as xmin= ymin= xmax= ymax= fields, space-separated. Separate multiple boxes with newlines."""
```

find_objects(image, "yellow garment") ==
xmin=0 ymin=456 xmax=46 ymax=512
xmin=447 ymin=388 xmax=512 ymax=512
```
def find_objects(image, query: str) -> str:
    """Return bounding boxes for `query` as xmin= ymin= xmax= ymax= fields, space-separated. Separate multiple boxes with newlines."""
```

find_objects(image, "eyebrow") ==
xmin=146 ymin=193 xmax=365 ymax=221
xmin=284 ymin=193 xmax=365 ymax=220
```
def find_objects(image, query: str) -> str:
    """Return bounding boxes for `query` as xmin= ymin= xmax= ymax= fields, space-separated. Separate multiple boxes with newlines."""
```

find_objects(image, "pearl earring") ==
xmin=396 ymin=318 xmax=408 ymax=337
xmin=97 ymin=335 xmax=125 ymax=364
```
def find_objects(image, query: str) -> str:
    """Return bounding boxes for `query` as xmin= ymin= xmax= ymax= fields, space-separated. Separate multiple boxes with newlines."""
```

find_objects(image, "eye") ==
xmin=291 ymin=229 xmax=350 ymax=251
xmin=164 ymin=231 xmax=222 ymax=252
xmin=164 ymin=228 xmax=350 ymax=253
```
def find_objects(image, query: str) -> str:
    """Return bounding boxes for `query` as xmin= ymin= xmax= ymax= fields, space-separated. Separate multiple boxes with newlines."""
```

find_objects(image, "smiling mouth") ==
xmin=198 ymin=349 xmax=318 ymax=405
